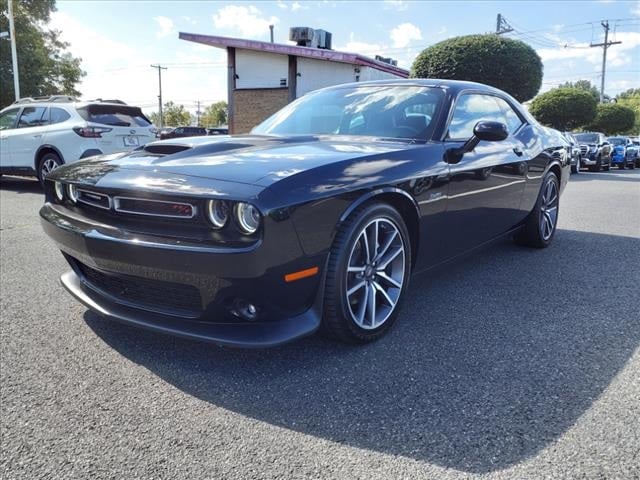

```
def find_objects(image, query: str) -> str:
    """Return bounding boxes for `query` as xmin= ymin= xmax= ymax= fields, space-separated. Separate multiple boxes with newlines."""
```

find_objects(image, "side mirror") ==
xmin=446 ymin=121 xmax=508 ymax=164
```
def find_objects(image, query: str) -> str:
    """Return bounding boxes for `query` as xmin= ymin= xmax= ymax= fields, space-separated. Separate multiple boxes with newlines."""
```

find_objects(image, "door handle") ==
xmin=513 ymin=147 xmax=523 ymax=157
xmin=33 ymin=134 xmax=42 ymax=138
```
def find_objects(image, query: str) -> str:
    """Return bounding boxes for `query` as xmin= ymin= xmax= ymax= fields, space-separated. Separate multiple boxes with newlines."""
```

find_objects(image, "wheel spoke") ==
xmin=347 ymin=265 xmax=365 ymax=273
xmin=375 ymin=230 xmax=398 ymax=262
xmin=366 ymin=282 xmax=376 ymax=326
xmin=357 ymin=285 xmax=368 ymax=324
xmin=377 ymin=246 xmax=403 ymax=270
xmin=371 ymin=220 xmax=379 ymax=260
xmin=347 ymin=280 xmax=366 ymax=297
xmin=360 ymin=231 xmax=371 ymax=263
xmin=376 ymin=271 xmax=401 ymax=288
xmin=373 ymin=281 xmax=395 ymax=308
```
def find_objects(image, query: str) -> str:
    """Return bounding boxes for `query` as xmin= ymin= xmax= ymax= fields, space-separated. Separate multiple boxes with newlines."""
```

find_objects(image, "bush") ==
xmin=529 ymin=88 xmax=597 ymax=130
xmin=410 ymin=34 xmax=543 ymax=102
xmin=588 ymin=103 xmax=636 ymax=135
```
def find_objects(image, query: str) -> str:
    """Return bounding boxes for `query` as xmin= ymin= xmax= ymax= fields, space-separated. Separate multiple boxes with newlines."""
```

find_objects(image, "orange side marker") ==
xmin=284 ymin=266 xmax=319 ymax=283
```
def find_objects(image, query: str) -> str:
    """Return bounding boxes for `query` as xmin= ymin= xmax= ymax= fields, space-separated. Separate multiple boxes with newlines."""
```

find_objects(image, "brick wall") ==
xmin=232 ymin=88 xmax=289 ymax=134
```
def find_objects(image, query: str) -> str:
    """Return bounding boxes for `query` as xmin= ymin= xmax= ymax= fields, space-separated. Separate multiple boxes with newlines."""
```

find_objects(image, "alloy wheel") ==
xmin=539 ymin=178 xmax=559 ymax=241
xmin=345 ymin=218 xmax=405 ymax=330
xmin=40 ymin=157 xmax=60 ymax=177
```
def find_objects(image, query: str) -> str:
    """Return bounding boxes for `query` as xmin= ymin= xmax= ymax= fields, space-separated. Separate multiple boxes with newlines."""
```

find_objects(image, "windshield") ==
xmin=607 ymin=137 xmax=625 ymax=145
xmin=574 ymin=133 xmax=600 ymax=143
xmin=253 ymin=85 xmax=444 ymax=140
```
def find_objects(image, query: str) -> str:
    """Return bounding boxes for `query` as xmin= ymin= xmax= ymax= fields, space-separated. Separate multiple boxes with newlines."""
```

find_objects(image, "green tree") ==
xmin=200 ymin=101 xmax=228 ymax=127
xmin=529 ymin=88 xmax=597 ymax=131
xmin=410 ymin=34 xmax=543 ymax=102
xmin=558 ymin=80 xmax=605 ymax=103
xmin=588 ymin=103 xmax=636 ymax=135
xmin=615 ymin=88 xmax=640 ymax=134
xmin=0 ymin=0 xmax=85 ymax=108
xmin=152 ymin=101 xmax=191 ymax=127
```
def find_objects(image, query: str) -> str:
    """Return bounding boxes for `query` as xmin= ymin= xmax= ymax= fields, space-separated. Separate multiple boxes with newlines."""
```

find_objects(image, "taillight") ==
xmin=73 ymin=126 xmax=112 ymax=138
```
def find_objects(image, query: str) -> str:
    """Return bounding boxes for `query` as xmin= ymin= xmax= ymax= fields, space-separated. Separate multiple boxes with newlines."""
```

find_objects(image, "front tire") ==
xmin=322 ymin=203 xmax=412 ymax=343
xmin=37 ymin=152 xmax=62 ymax=185
xmin=514 ymin=171 xmax=560 ymax=248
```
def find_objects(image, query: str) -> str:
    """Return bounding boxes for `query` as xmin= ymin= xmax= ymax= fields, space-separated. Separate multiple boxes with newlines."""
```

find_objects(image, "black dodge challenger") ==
xmin=40 ymin=80 xmax=570 ymax=347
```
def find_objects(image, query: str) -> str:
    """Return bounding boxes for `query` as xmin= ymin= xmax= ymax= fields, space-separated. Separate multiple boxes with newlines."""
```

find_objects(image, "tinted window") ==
xmin=77 ymin=104 xmax=151 ymax=127
xmin=448 ymin=94 xmax=507 ymax=139
xmin=0 ymin=108 xmax=20 ymax=130
xmin=50 ymin=107 xmax=71 ymax=124
xmin=607 ymin=137 xmax=625 ymax=145
xmin=17 ymin=107 xmax=48 ymax=128
xmin=253 ymin=86 xmax=445 ymax=140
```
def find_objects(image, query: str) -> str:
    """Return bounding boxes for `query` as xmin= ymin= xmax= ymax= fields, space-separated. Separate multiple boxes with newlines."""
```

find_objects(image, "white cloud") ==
xmin=277 ymin=1 xmax=304 ymax=10
xmin=153 ymin=16 xmax=174 ymax=39
xmin=631 ymin=1 xmax=640 ymax=16
xmin=384 ymin=0 xmax=408 ymax=11
xmin=537 ymin=31 xmax=640 ymax=68
xmin=390 ymin=23 xmax=422 ymax=48
xmin=212 ymin=5 xmax=278 ymax=38
xmin=49 ymin=11 xmax=227 ymax=116
xmin=337 ymin=33 xmax=386 ymax=57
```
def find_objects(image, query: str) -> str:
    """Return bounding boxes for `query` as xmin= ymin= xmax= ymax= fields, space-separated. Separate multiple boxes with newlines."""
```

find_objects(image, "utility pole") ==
xmin=150 ymin=64 xmax=167 ymax=127
xmin=590 ymin=20 xmax=622 ymax=103
xmin=195 ymin=100 xmax=201 ymax=127
xmin=7 ymin=0 xmax=20 ymax=100
xmin=496 ymin=14 xmax=513 ymax=35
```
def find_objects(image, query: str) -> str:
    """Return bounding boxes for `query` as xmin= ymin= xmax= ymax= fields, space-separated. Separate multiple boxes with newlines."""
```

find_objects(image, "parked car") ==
xmin=573 ymin=132 xmax=612 ymax=172
xmin=608 ymin=136 xmax=638 ymax=169
xmin=156 ymin=127 xmax=175 ymax=139
xmin=159 ymin=126 xmax=207 ymax=140
xmin=207 ymin=127 xmax=229 ymax=135
xmin=631 ymin=138 xmax=640 ymax=167
xmin=563 ymin=131 xmax=582 ymax=173
xmin=0 ymin=96 xmax=155 ymax=183
xmin=40 ymin=79 xmax=569 ymax=347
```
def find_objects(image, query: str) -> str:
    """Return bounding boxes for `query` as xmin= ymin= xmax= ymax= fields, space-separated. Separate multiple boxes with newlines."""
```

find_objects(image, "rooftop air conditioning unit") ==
xmin=290 ymin=27 xmax=315 ymax=47
xmin=314 ymin=29 xmax=332 ymax=50
xmin=375 ymin=55 xmax=398 ymax=66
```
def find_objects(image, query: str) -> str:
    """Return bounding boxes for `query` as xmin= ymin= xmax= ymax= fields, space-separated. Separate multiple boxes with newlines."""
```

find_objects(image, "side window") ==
xmin=175 ymin=128 xmax=183 ymax=134
xmin=494 ymin=97 xmax=524 ymax=134
xmin=17 ymin=107 xmax=48 ymax=128
xmin=0 ymin=108 xmax=20 ymax=130
xmin=50 ymin=107 xmax=71 ymax=125
xmin=447 ymin=94 xmax=507 ymax=139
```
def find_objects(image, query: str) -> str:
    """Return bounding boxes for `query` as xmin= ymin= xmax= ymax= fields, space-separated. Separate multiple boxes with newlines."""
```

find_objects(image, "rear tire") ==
xmin=514 ymin=171 xmax=560 ymax=249
xmin=37 ymin=152 xmax=63 ymax=186
xmin=322 ymin=202 xmax=412 ymax=343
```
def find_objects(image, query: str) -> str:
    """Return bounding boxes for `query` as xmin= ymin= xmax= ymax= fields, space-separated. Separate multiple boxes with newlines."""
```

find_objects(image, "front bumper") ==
xmin=40 ymin=203 xmax=325 ymax=347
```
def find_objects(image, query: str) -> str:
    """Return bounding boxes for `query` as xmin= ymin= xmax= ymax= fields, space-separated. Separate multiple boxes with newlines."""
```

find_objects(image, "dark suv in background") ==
xmin=573 ymin=132 xmax=612 ymax=172
xmin=159 ymin=126 xmax=207 ymax=140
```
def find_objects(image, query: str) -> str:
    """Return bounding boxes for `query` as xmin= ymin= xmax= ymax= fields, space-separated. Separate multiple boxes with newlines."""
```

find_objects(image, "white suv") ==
xmin=0 ymin=96 xmax=155 ymax=183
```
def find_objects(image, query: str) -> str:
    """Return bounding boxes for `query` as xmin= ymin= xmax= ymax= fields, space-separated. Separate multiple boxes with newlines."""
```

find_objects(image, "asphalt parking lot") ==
xmin=1 ymin=170 xmax=639 ymax=479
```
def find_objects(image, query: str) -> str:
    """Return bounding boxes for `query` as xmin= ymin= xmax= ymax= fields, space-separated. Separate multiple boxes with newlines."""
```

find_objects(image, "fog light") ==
xmin=54 ymin=181 xmax=65 ymax=201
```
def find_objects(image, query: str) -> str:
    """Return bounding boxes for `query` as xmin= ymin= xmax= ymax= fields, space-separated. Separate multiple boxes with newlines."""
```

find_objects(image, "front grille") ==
xmin=75 ymin=260 xmax=202 ymax=317
xmin=113 ymin=196 xmax=196 ymax=218
xmin=580 ymin=145 xmax=588 ymax=155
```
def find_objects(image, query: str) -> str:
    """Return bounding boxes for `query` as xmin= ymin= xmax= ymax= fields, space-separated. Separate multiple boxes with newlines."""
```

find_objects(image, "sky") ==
xmin=51 ymin=0 xmax=640 ymax=114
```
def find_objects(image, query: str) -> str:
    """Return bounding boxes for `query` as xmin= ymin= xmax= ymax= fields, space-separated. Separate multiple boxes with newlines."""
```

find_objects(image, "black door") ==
xmin=442 ymin=93 xmax=529 ymax=259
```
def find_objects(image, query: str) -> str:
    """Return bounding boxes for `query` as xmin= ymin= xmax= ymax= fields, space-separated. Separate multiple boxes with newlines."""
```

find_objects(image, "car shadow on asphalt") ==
xmin=0 ymin=176 xmax=42 ymax=194
xmin=84 ymin=229 xmax=640 ymax=474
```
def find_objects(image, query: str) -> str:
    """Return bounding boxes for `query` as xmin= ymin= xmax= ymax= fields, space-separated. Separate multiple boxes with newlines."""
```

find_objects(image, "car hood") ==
xmin=52 ymin=134 xmax=417 ymax=188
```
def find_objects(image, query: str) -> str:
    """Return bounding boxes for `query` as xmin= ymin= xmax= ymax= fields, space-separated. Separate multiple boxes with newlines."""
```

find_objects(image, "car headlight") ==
xmin=206 ymin=199 xmax=230 ymax=229
xmin=54 ymin=181 xmax=65 ymax=201
xmin=67 ymin=184 xmax=78 ymax=203
xmin=235 ymin=202 xmax=261 ymax=234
